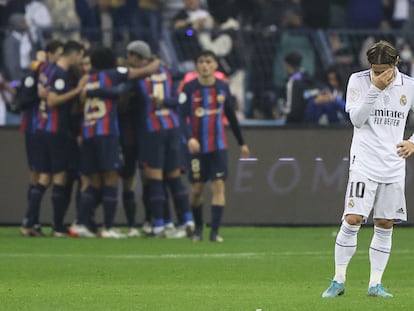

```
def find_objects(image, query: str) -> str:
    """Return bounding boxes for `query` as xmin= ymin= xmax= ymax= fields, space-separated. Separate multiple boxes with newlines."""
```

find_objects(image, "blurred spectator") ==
xmin=348 ymin=0 xmax=387 ymax=29
xmin=255 ymin=0 xmax=301 ymax=29
xmin=0 ymin=0 xmax=25 ymax=29
xmin=329 ymin=0 xmax=348 ymax=28
xmin=283 ymin=51 xmax=317 ymax=125
xmin=327 ymin=32 xmax=355 ymax=79
xmin=301 ymin=0 xmax=330 ymax=29
xmin=125 ymin=0 xmax=161 ymax=53
xmin=392 ymin=0 xmax=410 ymax=29
xmin=43 ymin=0 xmax=81 ymax=40
xmin=81 ymin=0 xmax=127 ymax=50
xmin=24 ymin=0 xmax=52 ymax=45
xmin=305 ymin=66 xmax=349 ymax=125
xmin=2 ymin=13 xmax=34 ymax=81
xmin=397 ymin=38 xmax=414 ymax=76
xmin=0 ymin=71 xmax=16 ymax=125
xmin=171 ymin=0 xmax=213 ymax=62
xmin=172 ymin=0 xmax=212 ymax=31
xmin=273 ymin=7 xmax=316 ymax=90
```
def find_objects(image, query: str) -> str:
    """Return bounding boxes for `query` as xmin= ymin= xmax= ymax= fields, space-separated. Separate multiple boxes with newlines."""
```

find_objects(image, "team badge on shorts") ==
xmin=348 ymin=199 xmax=354 ymax=208
xmin=400 ymin=95 xmax=407 ymax=106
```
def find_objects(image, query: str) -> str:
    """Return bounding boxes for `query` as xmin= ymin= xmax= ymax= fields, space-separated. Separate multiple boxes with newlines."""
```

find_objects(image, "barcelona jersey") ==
xmin=82 ymin=67 xmax=129 ymax=139
xmin=137 ymin=66 xmax=179 ymax=132
xmin=36 ymin=64 xmax=71 ymax=134
xmin=180 ymin=79 xmax=232 ymax=153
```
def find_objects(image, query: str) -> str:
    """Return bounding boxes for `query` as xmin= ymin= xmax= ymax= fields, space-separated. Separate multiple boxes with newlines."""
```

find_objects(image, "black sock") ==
xmin=27 ymin=184 xmax=46 ymax=227
xmin=52 ymin=184 xmax=67 ymax=231
xmin=122 ymin=191 xmax=136 ymax=227
xmin=102 ymin=186 xmax=118 ymax=229
xmin=79 ymin=186 xmax=100 ymax=227
xmin=211 ymin=205 xmax=224 ymax=236
xmin=167 ymin=177 xmax=190 ymax=226
xmin=22 ymin=184 xmax=34 ymax=226
xmin=192 ymin=204 xmax=203 ymax=232
xmin=142 ymin=183 xmax=151 ymax=222
xmin=163 ymin=182 xmax=172 ymax=224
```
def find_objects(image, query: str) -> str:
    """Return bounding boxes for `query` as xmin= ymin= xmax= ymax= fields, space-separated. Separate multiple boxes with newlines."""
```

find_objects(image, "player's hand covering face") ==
xmin=371 ymin=64 xmax=395 ymax=90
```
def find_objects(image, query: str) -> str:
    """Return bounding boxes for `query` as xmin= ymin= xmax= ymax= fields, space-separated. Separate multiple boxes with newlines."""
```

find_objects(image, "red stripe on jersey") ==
xmin=20 ymin=112 xmax=28 ymax=133
xmin=52 ymin=107 xmax=58 ymax=132
xmin=207 ymin=87 xmax=217 ymax=152
xmin=103 ymin=74 xmax=112 ymax=135
xmin=192 ymin=89 xmax=201 ymax=140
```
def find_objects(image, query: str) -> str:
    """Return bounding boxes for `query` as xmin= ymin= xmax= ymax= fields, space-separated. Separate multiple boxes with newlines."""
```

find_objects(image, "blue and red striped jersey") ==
xmin=82 ymin=67 xmax=129 ymax=139
xmin=36 ymin=64 xmax=71 ymax=134
xmin=179 ymin=79 xmax=233 ymax=153
xmin=137 ymin=66 xmax=179 ymax=132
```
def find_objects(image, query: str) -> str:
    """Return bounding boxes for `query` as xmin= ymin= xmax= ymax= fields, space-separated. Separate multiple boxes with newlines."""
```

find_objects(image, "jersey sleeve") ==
xmin=346 ymin=72 xmax=380 ymax=128
xmin=49 ymin=70 xmax=69 ymax=95
xmin=223 ymin=84 xmax=244 ymax=146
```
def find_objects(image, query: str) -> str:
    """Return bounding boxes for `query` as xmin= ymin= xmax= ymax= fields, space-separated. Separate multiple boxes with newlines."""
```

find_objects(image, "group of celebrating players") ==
xmin=18 ymin=38 xmax=250 ymax=241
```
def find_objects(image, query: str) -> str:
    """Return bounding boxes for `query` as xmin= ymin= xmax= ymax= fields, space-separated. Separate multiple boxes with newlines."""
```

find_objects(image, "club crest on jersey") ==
xmin=348 ymin=199 xmax=354 ymax=208
xmin=195 ymin=107 xmax=205 ymax=117
xmin=348 ymin=88 xmax=360 ymax=102
xmin=400 ymin=95 xmax=407 ymax=106
xmin=216 ymin=94 xmax=225 ymax=104
xmin=54 ymin=79 xmax=65 ymax=90
xmin=24 ymin=76 xmax=35 ymax=88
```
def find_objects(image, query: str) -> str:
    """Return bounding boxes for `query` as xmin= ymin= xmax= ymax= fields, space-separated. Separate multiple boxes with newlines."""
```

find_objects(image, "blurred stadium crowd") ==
xmin=1 ymin=0 xmax=414 ymax=125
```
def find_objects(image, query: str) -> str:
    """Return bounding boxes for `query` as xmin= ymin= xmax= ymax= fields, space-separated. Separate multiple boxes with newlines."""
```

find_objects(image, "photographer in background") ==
xmin=0 ymin=72 xmax=17 ymax=125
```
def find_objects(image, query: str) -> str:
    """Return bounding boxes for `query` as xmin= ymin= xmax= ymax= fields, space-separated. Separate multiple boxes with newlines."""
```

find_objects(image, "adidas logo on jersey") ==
xmin=396 ymin=208 xmax=405 ymax=214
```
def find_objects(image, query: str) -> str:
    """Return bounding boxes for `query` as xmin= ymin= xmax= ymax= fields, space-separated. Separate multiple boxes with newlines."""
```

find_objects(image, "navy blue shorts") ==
xmin=80 ymin=135 xmax=121 ymax=175
xmin=24 ymin=132 xmax=39 ymax=171
xmin=188 ymin=150 xmax=228 ymax=183
xmin=35 ymin=132 xmax=69 ymax=174
xmin=120 ymin=143 xmax=138 ymax=178
xmin=139 ymin=128 xmax=181 ymax=172
xmin=67 ymin=138 xmax=80 ymax=173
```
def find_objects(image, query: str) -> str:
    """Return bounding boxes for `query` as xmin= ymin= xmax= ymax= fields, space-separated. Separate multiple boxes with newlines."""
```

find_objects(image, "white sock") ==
xmin=333 ymin=220 xmax=360 ymax=283
xmin=369 ymin=226 xmax=393 ymax=288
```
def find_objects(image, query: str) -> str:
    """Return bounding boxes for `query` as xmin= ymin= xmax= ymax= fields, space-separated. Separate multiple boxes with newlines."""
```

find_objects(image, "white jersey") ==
xmin=346 ymin=68 xmax=414 ymax=183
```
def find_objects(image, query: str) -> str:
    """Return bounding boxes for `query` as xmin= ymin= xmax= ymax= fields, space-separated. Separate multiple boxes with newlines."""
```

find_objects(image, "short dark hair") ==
xmin=366 ymin=40 xmax=398 ymax=65
xmin=284 ymin=51 xmax=302 ymax=68
xmin=45 ymin=39 xmax=63 ymax=54
xmin=91 ymin=47 xmax=117 ymax=70
xmin=195 ymin=50 xmax=218 ymax=63
xmin=62 ymin=40 xmax=84 ymax=56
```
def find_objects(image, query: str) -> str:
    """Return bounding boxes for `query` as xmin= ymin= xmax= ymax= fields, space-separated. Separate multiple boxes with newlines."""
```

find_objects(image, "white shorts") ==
xmin=343 ymin=171 xmax=407 ymax=223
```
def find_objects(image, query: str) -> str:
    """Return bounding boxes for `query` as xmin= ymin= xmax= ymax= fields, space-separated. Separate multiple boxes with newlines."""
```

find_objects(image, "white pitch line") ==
xmin=1 ymin=249 xmax=414 ymax=260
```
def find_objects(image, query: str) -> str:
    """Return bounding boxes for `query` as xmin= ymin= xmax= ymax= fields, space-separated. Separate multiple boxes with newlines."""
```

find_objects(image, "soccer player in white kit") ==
xmin=322 ymin=40 xmax=414 ymax=298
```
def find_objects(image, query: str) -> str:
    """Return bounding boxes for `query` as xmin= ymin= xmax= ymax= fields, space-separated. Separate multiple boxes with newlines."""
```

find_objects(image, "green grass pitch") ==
xmin=1 ymin=226 xmax=413 ymax=310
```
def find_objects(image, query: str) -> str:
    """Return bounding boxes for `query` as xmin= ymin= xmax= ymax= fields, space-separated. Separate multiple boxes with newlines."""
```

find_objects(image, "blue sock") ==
xmin=166 ymin=177 xmax=191 ymax=226
xmin=211 ymin=205 xmax=224 ymax=235
xmin=52 ymin=184 xmax=67 ymax=232
xmin=27 ymin=184 xmax=46 ymax=227
xmin=148 ymin=179 xmax=166 ymax=229
xmin=102 ymin=186 xmax=118 ymax=229
xmin=122 ymin=191 xmax=136 ymax=227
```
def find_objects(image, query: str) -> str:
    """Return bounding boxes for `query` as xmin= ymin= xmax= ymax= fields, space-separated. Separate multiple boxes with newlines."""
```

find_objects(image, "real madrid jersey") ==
xmin=346 ymin=68 xmax=414 ymax=183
